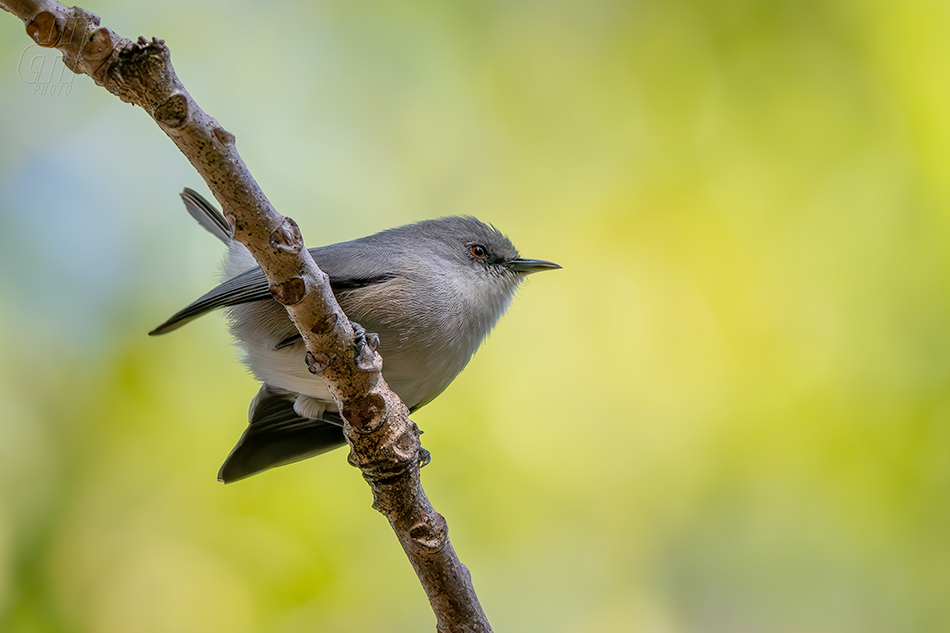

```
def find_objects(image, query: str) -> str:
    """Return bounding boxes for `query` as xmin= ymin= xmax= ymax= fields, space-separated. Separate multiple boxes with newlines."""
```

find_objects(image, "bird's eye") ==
xmin=470 ymin=244 xmax=487 ymax=258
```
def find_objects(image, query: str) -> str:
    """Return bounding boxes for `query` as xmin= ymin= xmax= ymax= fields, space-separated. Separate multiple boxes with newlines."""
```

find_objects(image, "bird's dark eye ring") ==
xmin=470 ymin=244 xmax=487 ymax=258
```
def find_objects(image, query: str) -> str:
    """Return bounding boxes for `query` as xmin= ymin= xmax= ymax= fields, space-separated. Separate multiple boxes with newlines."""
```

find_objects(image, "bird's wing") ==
xmin=148 ymin=266 xmax=272 ymax=335
xmin=181 ymin=188 xmax=234 ymax=244
xmin=148 ymin=246 xmax=397 ymax=336
xmin=218 ymin=386 xmax=347 ymax=483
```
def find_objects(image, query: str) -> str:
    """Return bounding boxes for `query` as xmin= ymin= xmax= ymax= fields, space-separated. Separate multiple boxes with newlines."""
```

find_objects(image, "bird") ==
xmin=150 ymin=189 xmax=560 ymax=482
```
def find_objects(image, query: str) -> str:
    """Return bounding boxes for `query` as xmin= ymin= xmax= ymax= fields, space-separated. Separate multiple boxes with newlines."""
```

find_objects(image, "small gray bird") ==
xmin=150 ymin=189 xmax=559 ymax=483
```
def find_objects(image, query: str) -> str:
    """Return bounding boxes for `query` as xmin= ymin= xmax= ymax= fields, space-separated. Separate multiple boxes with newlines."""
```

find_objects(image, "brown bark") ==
xmin=0 ymin=2 xmax=492 ymax=630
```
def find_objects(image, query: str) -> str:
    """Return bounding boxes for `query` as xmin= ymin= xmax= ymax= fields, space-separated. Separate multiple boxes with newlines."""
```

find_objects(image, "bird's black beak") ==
xmin=507 ymin=258 xmax=562 ymax=274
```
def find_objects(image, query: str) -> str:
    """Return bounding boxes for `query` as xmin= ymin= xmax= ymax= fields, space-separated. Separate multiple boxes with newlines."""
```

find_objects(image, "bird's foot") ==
xmin=418 ymin=447 xmax=431 ymax=468
xmin=351 ymin=321 xmax=380 ymax=356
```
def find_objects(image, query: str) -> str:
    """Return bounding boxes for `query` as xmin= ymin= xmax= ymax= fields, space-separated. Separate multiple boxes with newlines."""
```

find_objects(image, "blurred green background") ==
xmin=1 ymin=0 xmax=949 ymax=631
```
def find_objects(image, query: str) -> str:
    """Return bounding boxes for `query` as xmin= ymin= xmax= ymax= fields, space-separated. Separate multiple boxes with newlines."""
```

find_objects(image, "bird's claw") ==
xmin=418 ymin=447 xmax=431 ymax=468
xmin=351 ymin=321 xmax=380 ymax=356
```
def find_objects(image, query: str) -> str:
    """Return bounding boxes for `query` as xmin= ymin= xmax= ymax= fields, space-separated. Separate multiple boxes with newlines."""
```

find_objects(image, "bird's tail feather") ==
xmin=218 ymin=386 xmax=347 ymax=483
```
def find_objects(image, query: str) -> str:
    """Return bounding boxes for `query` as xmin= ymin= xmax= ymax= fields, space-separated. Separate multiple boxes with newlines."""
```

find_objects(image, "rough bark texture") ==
xmin=0 ymin=2 xmax=492 ymax=631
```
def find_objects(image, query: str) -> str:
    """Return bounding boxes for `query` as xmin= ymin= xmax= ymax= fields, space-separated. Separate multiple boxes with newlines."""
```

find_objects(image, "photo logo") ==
xmin=17 ymin=45 xmax=74 ymax=95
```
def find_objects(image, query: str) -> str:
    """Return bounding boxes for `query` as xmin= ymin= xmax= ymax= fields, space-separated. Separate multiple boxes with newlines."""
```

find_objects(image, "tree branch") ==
xmin=1 ymin=2 xmax=492 ymax=630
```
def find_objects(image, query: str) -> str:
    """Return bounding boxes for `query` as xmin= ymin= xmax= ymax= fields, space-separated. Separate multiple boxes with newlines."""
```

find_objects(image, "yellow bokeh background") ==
xmin=2 ymin=1 xmax=949 ymax=631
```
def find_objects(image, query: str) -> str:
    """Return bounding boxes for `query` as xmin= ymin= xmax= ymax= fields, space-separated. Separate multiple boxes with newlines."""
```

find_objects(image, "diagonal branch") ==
xmin=0 ymin=1 xmax=492 ymax=631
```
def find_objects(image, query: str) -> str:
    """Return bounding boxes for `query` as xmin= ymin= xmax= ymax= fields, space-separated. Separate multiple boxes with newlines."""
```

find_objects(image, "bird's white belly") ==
xmin=245 ymin=343 xmax=335 ymax=404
